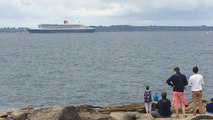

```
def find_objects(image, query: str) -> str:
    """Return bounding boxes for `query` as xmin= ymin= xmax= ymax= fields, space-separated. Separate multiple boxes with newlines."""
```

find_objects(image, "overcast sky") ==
xmin=1 ymin=0 xmax=213 ymax=27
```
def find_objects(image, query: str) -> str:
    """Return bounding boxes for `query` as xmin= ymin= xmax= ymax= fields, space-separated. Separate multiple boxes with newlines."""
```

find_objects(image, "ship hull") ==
xmin=27 ymin=28 xmax=95 ymax=33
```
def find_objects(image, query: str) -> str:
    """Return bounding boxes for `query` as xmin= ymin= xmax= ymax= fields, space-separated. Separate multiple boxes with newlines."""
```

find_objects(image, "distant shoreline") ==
xmin=1 ymin=25 xmax=213 ymax=33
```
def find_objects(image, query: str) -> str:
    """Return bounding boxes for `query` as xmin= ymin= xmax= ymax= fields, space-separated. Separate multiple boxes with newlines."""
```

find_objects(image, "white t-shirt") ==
xmin=189 ymin=74 xmax=204 ymax=91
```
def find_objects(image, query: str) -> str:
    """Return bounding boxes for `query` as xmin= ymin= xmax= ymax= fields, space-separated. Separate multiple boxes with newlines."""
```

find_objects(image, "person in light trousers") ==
xmin=189 ymin=66 xmax=204 ymax=115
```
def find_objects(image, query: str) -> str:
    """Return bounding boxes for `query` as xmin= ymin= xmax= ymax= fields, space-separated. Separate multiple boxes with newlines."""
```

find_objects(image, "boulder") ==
xmin=109 ymin=112 xmax=153 ymax=120
xmin=76 ymin=105 xmax=101 ymax=113
xmin=0 ymin=107 xmax=33 ymax=120
xmin=10 ymin=107 xmax=33 ymax=120
xmin=109 ymin=112 xmax=137 ymax=120
xmin=77 ymin=105 xmax=109 ymax=120
xmin=185 ymin=100 xmax=208 ymax=114
xmin=79 ymin=113 xmax=109 ymax=120
xmin=97 ymin=103 xmax=145 ymax=114
xmin=191 ymin=115 xmax=213 ymax=120
xmin=0 ymin=100 xmax=211 ymax=120
xmin=27 ymin=106 xmax=80 ymax=120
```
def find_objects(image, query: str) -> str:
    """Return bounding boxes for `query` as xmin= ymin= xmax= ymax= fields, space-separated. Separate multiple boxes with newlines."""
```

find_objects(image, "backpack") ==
xmin=144 ymin=91 xmax=152 ymax=103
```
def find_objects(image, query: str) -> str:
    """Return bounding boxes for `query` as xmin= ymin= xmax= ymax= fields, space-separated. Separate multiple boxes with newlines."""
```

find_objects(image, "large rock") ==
xmin=191 ymin=115 xmax=213 ymax=120
xmin=0 ymin=106 xmax=80 ymax=120
xmin=79 ymin=112 xmax=109 ymax=120
xmin=97 ymin=103 xmax=145 ymax=114
xmin=109 ymin=112 xmax=153 ymax=120
xmin=185 ymin=100 xmax=208 ymax=113
xmin=77 ymin=105 xmax=109 ymax=120
xmin=110 ymin=112 xmax=136 ymax=120
xmin=109 ymin=112 xmax=137 ymax=120
xmin=0 ymin=107 xmax=33 ymax=120
xmin=27 ymin=106 xmax=80 ymax=120
xmin=14 ymin=107 xmax=33 ymax=119
xmin=0 ymin=100 xmax=212 ymax=120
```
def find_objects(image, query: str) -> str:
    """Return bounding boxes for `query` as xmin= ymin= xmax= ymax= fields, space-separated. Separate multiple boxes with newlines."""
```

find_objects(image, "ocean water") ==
xmin=0 ymin=31 xmax=212 ymax=111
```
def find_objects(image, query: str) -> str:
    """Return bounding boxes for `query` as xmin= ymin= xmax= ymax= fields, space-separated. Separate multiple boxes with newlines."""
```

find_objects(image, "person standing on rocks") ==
xmin=144 ymin=85 xmax=152 ymax=114
xmin=189 ymin=66 xmax=204 ymax=115
xmin=166 ymin=67 xmax=188 ymax=118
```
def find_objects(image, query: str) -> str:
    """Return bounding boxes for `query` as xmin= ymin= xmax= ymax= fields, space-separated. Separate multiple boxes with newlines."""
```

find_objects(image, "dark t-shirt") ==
xmin=206 ymin=103 xmax=213 ymax=113
xmin=156 ymin=98 xmax=171 ymax=117
xmin=166 ymin=73 xmax=188 ymax=92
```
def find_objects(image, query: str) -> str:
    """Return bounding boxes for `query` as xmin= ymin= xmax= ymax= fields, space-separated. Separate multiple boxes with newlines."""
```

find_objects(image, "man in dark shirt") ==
xmin=206 ymin=98 xmax=213 ymax=114
xmin=151 ymin=92 xmax=172 ymax=118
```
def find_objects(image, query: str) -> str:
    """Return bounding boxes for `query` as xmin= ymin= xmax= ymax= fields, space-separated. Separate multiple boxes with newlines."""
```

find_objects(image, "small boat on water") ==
xmin=27 ymin=20 xmax=95 ymax=33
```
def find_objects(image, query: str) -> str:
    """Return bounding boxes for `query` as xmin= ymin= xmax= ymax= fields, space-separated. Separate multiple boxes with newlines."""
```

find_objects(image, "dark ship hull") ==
xmin=27 ymin=28 xmax=95 ymax=33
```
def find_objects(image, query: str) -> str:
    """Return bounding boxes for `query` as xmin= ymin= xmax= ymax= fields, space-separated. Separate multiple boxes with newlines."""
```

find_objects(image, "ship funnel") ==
xmin=64 ymin=20 xmax=69 ymax=24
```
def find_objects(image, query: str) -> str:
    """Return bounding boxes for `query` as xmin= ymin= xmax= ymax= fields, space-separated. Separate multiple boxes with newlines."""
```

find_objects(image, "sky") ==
xmin=0 ymin=0 xmax=213 ymax=27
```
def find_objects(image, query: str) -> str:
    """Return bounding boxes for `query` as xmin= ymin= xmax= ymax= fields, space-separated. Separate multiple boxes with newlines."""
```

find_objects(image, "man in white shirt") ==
xmin=189 ymin=66 xmax=204 ymax=115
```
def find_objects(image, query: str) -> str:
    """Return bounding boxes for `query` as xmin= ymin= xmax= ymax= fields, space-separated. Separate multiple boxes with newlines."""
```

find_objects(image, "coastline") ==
xmin=0 ymin=100 xmax=212 ymax=120
xmin=1 ymin=25 xmax=213 ymax=33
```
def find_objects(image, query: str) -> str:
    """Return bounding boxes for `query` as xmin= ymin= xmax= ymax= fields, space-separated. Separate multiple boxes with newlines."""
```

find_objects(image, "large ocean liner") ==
xmin=27 ymin=20 xmax=95 ymax=33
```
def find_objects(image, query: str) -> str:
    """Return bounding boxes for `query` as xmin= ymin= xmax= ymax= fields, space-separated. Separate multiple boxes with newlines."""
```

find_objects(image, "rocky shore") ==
xmin=0 ymin=100 xmax=212 ymax=120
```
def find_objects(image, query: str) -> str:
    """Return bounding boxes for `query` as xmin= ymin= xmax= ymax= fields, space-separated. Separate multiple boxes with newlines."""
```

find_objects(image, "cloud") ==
xmin=0 ymin=0 xmax=213 ymax=27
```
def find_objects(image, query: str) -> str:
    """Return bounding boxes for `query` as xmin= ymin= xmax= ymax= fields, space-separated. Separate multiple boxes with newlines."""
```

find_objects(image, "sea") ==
xmin=0 ymin=31 xmax=212 ymax=111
